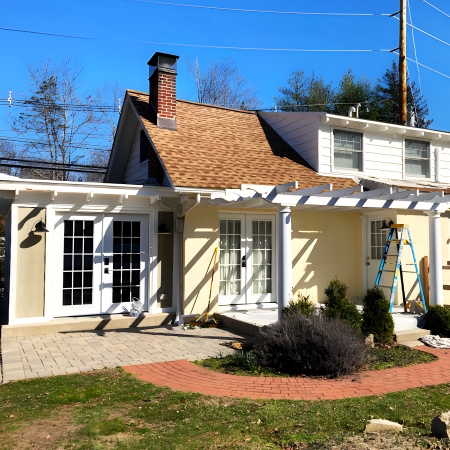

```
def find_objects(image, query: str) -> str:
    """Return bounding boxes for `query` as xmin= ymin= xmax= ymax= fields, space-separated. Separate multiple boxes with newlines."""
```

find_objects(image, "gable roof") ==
xmin=128 ymin=90 xmax=357 ymax=190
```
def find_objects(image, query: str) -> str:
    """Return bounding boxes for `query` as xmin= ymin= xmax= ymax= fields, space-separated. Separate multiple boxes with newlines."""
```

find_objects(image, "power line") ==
xmin=0 ymin=162 xmax=106 ymax=174
xmin=0 ymin=157 xmax=106 ymax=169
xmin=0 ymin=27 xmax=98 ymax=40
xmin=408 ymin=0 xmax=424 ymax=100
xmin=393 ymin=51 xmax=450 ymax=80
xmin=422 ymin=0 xmax=450 ymax=18
xmin=0 ymin=136 xmax=112 ymax=152
xmin=140 ymin=40 xmax=391 ymax=52
xmin=392 ymin=15 xmax=450 ymax=49
xmin=133 ymin=0 xmax=392 ymax=16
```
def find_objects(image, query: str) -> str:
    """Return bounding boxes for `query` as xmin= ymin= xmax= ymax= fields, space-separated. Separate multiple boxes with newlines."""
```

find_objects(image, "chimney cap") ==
xmin=148 ymin=52 xmax=179 ymax=70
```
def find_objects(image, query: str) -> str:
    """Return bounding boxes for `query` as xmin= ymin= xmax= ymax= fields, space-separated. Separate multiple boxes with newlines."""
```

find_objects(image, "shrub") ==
xmin=324 ymin=277 xmax=362 ymax=329
xmin=362 ymin=287 xmax=394 ymax=344
xmin=424 ymin=305 xmax=450 ymax=337
xmin=282 ymin=292 xmax=314 ymax=317
xmin=253 ymin=313 xmax=367 ymax=378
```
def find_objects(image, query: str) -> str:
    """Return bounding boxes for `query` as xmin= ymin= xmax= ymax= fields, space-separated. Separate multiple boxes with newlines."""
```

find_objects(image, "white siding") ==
xmin=261 ymin=112 xmax=450 ymax=184
xmin=123 ymin=124 xmax=148 ymax=183
xmin=261 ymin=113 xmax=320 ymax=170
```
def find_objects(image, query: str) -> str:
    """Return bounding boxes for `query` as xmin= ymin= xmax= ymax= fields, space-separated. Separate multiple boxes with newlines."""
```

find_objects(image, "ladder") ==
xmin=374 ymin=224 xmax=427 ymax=313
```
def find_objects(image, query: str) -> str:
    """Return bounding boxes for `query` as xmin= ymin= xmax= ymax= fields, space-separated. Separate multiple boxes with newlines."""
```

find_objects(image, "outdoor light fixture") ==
xmin=380 ymin=218 xmax=394 ymax=230
xmin=158 ymin=223 xmax=171 ymax=234
xmin=33 ymin=220 xmax=49 ymax=233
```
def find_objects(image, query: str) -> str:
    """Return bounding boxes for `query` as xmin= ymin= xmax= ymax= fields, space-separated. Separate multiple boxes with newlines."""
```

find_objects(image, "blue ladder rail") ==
xmin=374 ymin=224 xmax=427 ymax=313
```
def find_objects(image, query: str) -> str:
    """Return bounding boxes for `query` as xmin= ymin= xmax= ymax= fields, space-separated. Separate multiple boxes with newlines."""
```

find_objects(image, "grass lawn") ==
xmin=0 ymin=368 xmax=449 ymax=449
xmin=194 ymin=345 xmax=437 ymax=377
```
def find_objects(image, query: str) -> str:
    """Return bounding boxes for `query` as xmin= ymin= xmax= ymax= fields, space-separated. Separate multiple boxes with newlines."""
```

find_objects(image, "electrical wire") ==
xmin=132 ymin=0 xmax=392 ymax=16
xmin=422 ymin=0 xmax=450 ymax=18
xmin=392 ymin=15 xmax=450 ymax=49
xmin=393 ymin=51 xmax=450 ymax=80
xmin=0 ymin=157 xmax=106 ymax=169
xmin=139 ymin=40 xmax=391 ymax=52
xmin=0 ymin=136 xmax=112 ymax=152
xmin=408 ymin=0 xmax=424 ymax=100
xmin=0 ymin=27 xmax=98 ymax=40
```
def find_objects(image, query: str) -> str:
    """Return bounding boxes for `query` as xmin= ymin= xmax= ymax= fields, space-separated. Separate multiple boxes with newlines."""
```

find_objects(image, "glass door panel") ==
xmin=55 ymin=214 xmax=102 ymax=317
xmin=218 ymin=218 xmax=245 ymax=305
xmin=102 ymin=214 xmax=149 ymax=314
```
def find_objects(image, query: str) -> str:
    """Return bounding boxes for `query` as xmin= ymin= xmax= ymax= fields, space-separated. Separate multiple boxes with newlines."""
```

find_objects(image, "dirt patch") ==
xmin=329 ymin=433 xmax=450 ymax=450
xmin=1 ymin=407 xmax=77 ymax=450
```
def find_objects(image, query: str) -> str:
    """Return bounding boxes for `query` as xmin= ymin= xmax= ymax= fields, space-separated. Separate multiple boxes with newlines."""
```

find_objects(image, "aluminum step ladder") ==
xmin=374 ymin=224 xmax=427 ymax=313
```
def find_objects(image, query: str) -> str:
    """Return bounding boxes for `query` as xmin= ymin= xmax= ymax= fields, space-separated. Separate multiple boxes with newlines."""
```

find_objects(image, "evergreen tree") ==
xmin=332 ymin=70 xmax=377 ymax=120
xmin=275 ymin=70 xmax=334 ymax=112
xmin=373 ymin=61 xmax=432 ymax=128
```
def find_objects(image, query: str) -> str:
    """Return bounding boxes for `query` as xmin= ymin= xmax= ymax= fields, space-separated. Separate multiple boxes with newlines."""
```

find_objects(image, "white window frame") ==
xmin=331 ymin=127 xmax=364 ymax=173
xmin=403 ymin=138 xmax=431 ymax=180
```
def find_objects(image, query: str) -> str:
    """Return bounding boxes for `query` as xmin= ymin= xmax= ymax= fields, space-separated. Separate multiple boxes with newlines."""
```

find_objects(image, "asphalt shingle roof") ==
xmin=129 ymin=90 xmax=358 ymax=190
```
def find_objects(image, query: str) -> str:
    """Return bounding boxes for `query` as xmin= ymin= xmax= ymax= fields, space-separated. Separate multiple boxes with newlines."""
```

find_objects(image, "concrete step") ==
xmin=395 ymin=328 xmax=430 ymax=344
xmin=1 ymin=313 xmax=175 ymax=338
xmin=400 ymin=340 xmax=425 ymax=348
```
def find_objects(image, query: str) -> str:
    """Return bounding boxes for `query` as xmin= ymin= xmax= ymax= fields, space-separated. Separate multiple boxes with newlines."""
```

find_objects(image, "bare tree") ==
xmin=187 ymin=58 xmax=261 ymax=110
xmin=0 ymin=140 xmax=21 ymax=177
xmin=8 ymin=59 xmax=109 ymax=181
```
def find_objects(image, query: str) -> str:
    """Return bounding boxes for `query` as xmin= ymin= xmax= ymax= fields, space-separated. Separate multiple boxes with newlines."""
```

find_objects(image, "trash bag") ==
xmin=130 ymin=297 xmax=143 ymax=317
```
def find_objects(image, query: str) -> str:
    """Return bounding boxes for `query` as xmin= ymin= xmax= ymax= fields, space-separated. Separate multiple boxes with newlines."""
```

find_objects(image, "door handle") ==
xmin=104 ymin=268 xmax=109 ymax=274
xmin=242 ymin=255 xmax=246 ymax=268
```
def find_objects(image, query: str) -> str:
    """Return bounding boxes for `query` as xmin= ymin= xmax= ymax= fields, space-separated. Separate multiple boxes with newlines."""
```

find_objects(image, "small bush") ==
xmin=324 ymin=277 xmax=362 ymax=329
xmin=282 ymin=292 xmax=314 ymax=317
xmin=362 ymin=287 xmax=394 ymax=344
xmin=253 ymin=313 xmax=367 ymax=378
xmin=424 ymin=305 xmax=450 ymax=337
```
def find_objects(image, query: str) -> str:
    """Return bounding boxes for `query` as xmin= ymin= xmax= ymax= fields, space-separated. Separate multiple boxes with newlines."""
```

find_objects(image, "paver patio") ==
xmin=0 ymin=326 xmax=250 ymax=383
xmin=123 ymin=346 xmax=450 ymax=400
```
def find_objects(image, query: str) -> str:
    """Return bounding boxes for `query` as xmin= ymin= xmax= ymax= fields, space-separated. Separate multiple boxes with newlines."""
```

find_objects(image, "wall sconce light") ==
xmin=33 ymin=220 xmax=49 ymax=233
xmin=380 ymin=218 xmax=394 ymax=230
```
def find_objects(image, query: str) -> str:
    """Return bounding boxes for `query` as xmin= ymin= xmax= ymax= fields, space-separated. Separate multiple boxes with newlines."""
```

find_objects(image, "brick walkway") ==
xmin=123 ymin=347 xmax=450 ymax=400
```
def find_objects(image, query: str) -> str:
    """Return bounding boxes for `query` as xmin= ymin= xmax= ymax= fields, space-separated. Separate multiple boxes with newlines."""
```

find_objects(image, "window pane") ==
xmin=62 ymin=290 xmax=72 ymax=306
xmin=333 ymin=130 xmax=363 ymax=170
xmin=74 ymin=221 xmax=83 ymax=236
xmin=63 ymin=255 xmax=72 ymax=271
xmin=405 ymin=158 xmax=429 ymax=178
xmin=84 ymin=221 xmax=93 ymax=237
xmin=64 ymin=220 xmax=73 ymax=237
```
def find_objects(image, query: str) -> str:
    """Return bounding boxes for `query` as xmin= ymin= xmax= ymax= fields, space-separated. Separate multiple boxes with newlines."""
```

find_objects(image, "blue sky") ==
xmin=2 ymin=0 xmax=450 ymax=137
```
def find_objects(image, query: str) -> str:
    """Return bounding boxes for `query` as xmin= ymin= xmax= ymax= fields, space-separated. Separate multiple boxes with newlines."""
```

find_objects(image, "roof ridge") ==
xmin=126 ymin=90 xmax=256 ymax=115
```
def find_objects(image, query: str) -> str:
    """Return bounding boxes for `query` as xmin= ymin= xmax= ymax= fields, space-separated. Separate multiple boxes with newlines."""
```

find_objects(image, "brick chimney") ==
xmin=148 ymin=52 xmax=179 ymax=130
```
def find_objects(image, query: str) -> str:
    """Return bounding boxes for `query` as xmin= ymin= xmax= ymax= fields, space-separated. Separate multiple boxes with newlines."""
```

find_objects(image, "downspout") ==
xmin=435 ymin=147 xmax=442 ymax=183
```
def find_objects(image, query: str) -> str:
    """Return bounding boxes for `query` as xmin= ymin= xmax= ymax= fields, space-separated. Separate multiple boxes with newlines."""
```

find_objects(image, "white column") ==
xmin=428 ymin=211 xmax=444 ymax=306
xmin=278 ymin=206 xmax=292 ymax=319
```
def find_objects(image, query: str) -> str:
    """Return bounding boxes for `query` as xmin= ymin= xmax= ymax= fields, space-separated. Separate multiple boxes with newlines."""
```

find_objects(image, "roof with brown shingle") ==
xmin=128 ymin=90 xmax=357 ymax=190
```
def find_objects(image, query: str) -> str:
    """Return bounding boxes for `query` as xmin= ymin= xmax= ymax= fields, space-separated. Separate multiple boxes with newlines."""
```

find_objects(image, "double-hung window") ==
xmin=333 ymin=130 xmax=363 ymax=171
xmin=405 ymin=139 xmax=430 ymax=178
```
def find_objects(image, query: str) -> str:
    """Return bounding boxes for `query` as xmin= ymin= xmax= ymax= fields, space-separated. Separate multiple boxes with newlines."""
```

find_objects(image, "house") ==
xmin=1 ymin=52 xmax=449 ymax=334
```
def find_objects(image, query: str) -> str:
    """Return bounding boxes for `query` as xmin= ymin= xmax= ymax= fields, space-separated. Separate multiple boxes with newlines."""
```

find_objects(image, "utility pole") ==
xmin=399 ymin=0 xmax=407 ymax=125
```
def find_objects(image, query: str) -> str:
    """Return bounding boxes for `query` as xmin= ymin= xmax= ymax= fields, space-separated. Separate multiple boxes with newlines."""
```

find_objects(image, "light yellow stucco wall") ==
xmin=183 ymin=206 xmax=220 ymax=315
xmin=16 ymin=207 xmax=46 ymax=319
xmin=292 ymin=211 xmax=363 ymax=304
xmin=183 ymin=206 xmax=364 ymax=314
xmin=396 ymin=211 xmax=450 ymax=305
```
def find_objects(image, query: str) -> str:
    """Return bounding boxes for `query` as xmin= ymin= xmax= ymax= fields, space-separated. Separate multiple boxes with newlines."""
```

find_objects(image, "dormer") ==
xmin=260 ymin=111 xmax=450 ymax=185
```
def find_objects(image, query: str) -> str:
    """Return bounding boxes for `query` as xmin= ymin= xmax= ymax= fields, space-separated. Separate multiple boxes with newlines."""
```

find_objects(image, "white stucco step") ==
xmin=1 ymin=313 xmax=175 ymax=338
xmin=395 ymin=328 xmax=430 ymax=344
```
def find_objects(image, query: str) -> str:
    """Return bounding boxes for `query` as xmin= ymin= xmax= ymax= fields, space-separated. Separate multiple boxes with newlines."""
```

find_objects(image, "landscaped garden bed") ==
xmin=194 ymin=344 xmax=437 ymax=377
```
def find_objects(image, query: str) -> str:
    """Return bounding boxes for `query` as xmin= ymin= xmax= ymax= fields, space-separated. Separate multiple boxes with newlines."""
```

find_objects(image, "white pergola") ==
xmin=210 ymin=182 xmax=450 ymax=318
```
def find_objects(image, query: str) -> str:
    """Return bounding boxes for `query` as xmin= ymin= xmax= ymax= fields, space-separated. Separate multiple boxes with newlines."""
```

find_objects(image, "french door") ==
xmin=366 ymin=215 xmax=390 ymax=299
xmin=54 ymin=214 xmax=149 ymax=317
xmin=218 ymin=214 xmax=275 ymax=305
